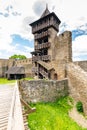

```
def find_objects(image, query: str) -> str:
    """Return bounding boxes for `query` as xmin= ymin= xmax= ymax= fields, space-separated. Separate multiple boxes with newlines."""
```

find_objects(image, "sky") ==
xmin=0 ymin=0 xmax=87 ymax=61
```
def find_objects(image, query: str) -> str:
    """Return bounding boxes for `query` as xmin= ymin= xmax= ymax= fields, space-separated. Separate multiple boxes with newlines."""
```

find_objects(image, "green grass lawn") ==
xmin=0 ymin=78 xmax=16 ymax=84
xmin=28 ymin=97 xmax=87 ymax=130
xmin=0 ymin=77 xmax=33 ymax=84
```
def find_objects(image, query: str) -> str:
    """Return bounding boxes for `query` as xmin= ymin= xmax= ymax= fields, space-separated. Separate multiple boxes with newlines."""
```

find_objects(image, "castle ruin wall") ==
xmin=74 ymin=61 xmax=87 ymax=72
xmin=53 ymin=31 xmax=72 ymax=62
xmin=67 ymin=63 xmax=87 ymax=115
xmin=19 ymin=79 xmax=68 ymax=103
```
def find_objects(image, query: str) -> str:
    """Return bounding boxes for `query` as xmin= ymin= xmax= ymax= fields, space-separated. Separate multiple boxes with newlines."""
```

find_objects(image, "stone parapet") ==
xmin=19 ymin=79 xmax=68 ymax=103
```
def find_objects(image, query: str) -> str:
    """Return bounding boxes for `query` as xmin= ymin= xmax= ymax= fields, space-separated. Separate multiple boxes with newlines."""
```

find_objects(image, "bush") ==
xmin=76 ymin=101 xmax=83 ymax=113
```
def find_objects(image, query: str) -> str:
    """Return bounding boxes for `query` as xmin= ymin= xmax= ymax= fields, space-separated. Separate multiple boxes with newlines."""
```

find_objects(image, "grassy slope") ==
xmin=28 ymin=97 xmax=87 ymax=130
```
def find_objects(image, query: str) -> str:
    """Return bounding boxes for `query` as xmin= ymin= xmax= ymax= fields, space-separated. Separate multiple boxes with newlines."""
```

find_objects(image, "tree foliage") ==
xmin=9 ymin=54 xmax=27 ymax=60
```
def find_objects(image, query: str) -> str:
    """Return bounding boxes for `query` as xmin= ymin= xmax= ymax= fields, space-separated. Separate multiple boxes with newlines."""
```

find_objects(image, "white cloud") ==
xmin=72 ymin=35 xmax=87 ymax=61
xmin=0 ymin=0 xmax=87 ymax=60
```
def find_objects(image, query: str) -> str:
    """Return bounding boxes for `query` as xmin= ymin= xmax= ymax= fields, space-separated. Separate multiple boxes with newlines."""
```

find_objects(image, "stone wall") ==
xmin=48 ymin=27 xmax=58 ymax=61
xmin=74 ymin=61 xmax=87 ymax=72
xmin=0 ymin=58 xmax=32 ymax=78
xmin=15 ymin=58 xmax=32 ymax=77
xmin=19 ymin=78 xmax=68 ymax=103
xmin=0 ymin=59 xmax=9 ymax=77
xmin=67 ymin=63 xmax=87 ymax=115
xmin=54 ymin=31 xmax=72 ymax=62
xmin=50 ymin=60 xmax=66 ymax=80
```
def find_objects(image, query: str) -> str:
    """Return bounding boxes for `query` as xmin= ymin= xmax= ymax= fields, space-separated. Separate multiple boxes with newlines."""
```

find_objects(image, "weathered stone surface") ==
xmin=74 ymin=61 xmax=87 ymax=72
xmin=19 ymin=79 xmax=68 ymax=103
xmin=54 ymin=31 xmax=72 ymax=62
xmin=67 ymin=63 xmax=87 ymax=115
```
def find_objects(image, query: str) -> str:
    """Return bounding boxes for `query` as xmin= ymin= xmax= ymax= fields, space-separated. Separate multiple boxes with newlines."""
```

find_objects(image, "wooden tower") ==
xmin=30 ymin=5 xmax=61 ymax=79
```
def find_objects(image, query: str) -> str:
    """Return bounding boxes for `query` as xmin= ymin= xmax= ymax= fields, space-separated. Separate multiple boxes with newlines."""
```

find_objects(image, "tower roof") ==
xmin=30 ymin=4 xmax=61 ymax=32
xmin=41 ymin=4 xmax=50 ymax=18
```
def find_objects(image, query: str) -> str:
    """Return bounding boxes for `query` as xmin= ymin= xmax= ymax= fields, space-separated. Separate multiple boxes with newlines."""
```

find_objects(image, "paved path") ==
xmin=0 ymin=84 xmax=14 ymax=130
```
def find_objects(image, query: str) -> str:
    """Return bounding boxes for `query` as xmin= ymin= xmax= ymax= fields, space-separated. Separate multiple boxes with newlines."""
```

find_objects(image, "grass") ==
xmin=28 ymin=96 xmax=87 ymax=130
xmin=22 ymin=77 xmax=34 ymax=80
xmin=0 ymin=78 xmax=16 ymax=84
xmin=0 ymin=77 xmax=33 ymax=84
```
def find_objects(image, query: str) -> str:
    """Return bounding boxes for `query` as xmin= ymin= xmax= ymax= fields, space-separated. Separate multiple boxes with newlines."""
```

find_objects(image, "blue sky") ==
xmin=0 ymin=0 xmax=87 ymax=61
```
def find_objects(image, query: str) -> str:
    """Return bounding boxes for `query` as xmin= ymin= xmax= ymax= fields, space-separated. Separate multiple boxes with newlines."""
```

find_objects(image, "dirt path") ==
xmin=69 ymin=107 xmax=87 ymax=129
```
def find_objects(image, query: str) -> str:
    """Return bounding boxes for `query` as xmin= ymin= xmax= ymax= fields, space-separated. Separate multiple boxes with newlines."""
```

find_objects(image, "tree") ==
xmin=9 ymin=54 xmax=27 ymax=60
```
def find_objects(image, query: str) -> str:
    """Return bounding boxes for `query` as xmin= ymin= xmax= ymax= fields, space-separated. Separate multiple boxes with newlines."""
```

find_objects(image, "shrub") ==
xmin=76 ymin=101 xmax=83 ymax=113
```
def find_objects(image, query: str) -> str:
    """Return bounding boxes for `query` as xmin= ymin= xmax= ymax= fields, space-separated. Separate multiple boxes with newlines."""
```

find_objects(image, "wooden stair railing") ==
xmin=18 ymin=80 xmax=36 ymax=114
xmin=20 ymin=98 xmax=36 ymax=114
xmin=18 ymin=80 xmax=36 ymax=130
xmin=7 ymin=81 xmax=25 ymax=130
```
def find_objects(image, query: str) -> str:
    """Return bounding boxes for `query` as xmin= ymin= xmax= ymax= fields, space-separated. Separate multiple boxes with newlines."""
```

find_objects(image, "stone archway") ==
xmin=54 ymin=73 xmax=58 ymax=80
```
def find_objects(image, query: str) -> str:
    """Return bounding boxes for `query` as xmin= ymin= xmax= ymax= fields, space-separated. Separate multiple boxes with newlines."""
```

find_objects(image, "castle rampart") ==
xmin=67 ymin=63 xmax=87 ymax=115
xmin=74 ymin=61 xmax=87 ymax=72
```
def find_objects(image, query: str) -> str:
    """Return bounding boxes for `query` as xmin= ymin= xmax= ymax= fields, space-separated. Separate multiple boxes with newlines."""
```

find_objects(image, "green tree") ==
xmin=9 ymin=54 xmax=27 ymax=60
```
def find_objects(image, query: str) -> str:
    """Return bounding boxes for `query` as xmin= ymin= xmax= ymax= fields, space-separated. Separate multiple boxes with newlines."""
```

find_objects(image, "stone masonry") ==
xmin=67 ymin=63 xmax=87 ymax=115
xmin=19 ymin=79 xmax=68 ymax=103
xmin=0 ymin=58 xmax=32 ymax=78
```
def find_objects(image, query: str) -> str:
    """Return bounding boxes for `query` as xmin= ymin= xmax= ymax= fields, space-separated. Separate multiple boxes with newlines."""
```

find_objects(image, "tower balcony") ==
xmin=32 ymin=55 xmax=51 ymax=62
xmin=35 ymin=42 xmax=51 ymax=50
xmin=32 ymin=22 xmax=58 ymax=34
xmin=35 ymin=31 xmax=50 ymax=40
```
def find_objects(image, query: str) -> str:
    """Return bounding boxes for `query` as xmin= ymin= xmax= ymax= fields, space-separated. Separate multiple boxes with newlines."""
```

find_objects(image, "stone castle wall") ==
xmin=74 ymin=61 xmax=87 ymax=72
xmin=67 ymin=63 xmax=87 ymax=115
xmin=15 ymin=58 xmax=32 ymax=77
xmin=50 ymin=60 xmax=66 ymax=80
xmin=53 ymin=31 xmax=72 ymax=62
xmin=19 ymin=78 xmax=68 ymax=103
xmin=0 ymin=58 xmax=32 ymax=77
xmin=48 ymin=27 xmax=58 ymax=60
xmin=0 ymin=59 xmax=13 ymax=77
